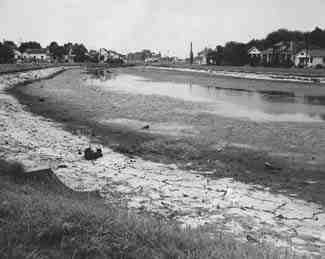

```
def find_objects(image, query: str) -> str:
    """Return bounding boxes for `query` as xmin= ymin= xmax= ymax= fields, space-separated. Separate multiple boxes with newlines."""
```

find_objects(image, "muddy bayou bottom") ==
xmin=12 ymin=68 xmax=325 ymax=205
xmin=1 ymin=68 xmax=325 ymax=256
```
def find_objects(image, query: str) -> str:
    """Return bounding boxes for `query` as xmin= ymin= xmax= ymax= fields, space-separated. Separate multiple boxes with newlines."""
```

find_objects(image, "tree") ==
xmin=3 ymin=41 xmax=17 ymax=50
xmin=0 ymin=42 xmax=15 ymax=63
xmin=206 ymin=46 xmax=224 ymax=65
xmin=48 ymin=42 xmax=59 ymax=54
xmin=309 ymin=27 xmax=325 ymax=48
xmin=55 ymin=46 xmax=65 ymax=61
xmin=246 ymin=39 xmax=266 ymax=51
xmin=19 ymin=41 xmax=42 ymax=53
xmin=48 ymin=42 xmax=65 ymax=61
xmin=222 ymin=42 xmax=248 ymax=66
xmin=264 ymin=29 xmax=305 ymax=48
xmin=72 ymin=43 xmax=88 ymax=62
xmin=63 ymin=42 xmax=73 ymax=55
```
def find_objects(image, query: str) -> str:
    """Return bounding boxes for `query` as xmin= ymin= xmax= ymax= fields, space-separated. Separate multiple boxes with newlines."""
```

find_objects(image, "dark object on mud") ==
xmin=94 ymin=69 xmax=105 ymax=77
xmin=311 ymin=78 xmax=321 ymax=83
xmin=84 ymin=147 xmax=103 ymax=160
xmin=142 ymin=125 xmax=150 ymax=130
xmin=246 ymin=234 xmax=259 ymax=243
xmin=39 ymin=97 xmax=45 ymax=102
xmin=264 ymin=162 xmax=281 ymax=171
xmin=276 ymin=214 xmax=285 ymax=219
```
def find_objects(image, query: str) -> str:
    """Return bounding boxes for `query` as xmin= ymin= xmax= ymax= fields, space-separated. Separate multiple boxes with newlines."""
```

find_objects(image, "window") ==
xmin=310 ymin=57 xmax=313 ymax=63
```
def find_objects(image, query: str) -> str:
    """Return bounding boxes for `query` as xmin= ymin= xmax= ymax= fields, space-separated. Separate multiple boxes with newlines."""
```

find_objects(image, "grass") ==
xmin=0 ymin=159 xmax=304 ymax=259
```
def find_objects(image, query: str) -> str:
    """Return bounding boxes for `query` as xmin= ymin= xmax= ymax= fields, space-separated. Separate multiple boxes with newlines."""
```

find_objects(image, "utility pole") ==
xmin=190 ymin=42 xmax=194 ymax=65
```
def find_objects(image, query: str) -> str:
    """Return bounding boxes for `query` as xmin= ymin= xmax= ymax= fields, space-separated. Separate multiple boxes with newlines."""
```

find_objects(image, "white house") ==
xmin=13 ymin=50 xmax=22 ymax=62
xmin=295 ymin=49 xmax=325 ymax=68
xmin=248 ymin=47 xmax=262 ymax=58
xmin=99 ymin=48 xmax=126 ymax=63
xmin=196 ymin=48 xmax=211 ymax=65
xmin=22 ymin=49 xmax=51 ymax=63
xmin=63 ymin=47 xmax=75 ymax=63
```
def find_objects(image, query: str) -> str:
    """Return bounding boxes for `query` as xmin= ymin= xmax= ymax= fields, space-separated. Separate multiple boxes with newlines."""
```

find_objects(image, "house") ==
xmin=127 ymin=49 xmax=156 ymax=63
xmin=108 ymin=50 xmax=126 ymax=63
xmin=295 ymin=49 xmax=309 ymax=67
xmin=22 ymin=49 xmax=51 ymax=63
xmin=13 ymin=50 xmax=22 ymax=62
xmin=196 ymin=48 xmax=217 ymax=65
xmin=144 ymin=52 xmax=161 ymax=64
xmin=251 ymin=41 xmax=296 ymax=67
xmin=248 ymin=47 xmax=262 ymax=59
xmin=309 ymin=49 xmax=325 ymax=67
xmin=144 ymin=57 xmax=159 ymax=64
xmin=99 ymin=48 xmax=126 ymax=64
xmin=294 ymin=49 xmax=325 ymax=68
xmin=261 ymin=48 xmax=274 ymax=65
xmin=127 ymin=52 xmax=144 ymax=63
xmin=196 ymin=48 xmax=209 ymax=65
xmin=63 ymin=47 xmax=75 ymax=63
xmin=272 ymin=41 xmax=295 ymax=66
xmin=248 ymin=46 xmax=262 ymax=65
xmin=87 ymin=50 xmax=99 ymax=62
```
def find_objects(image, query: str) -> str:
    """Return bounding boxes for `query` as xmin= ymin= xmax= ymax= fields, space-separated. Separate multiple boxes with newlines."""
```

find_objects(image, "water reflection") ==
xmin=86 ymin=73 xmax=325 ymax=122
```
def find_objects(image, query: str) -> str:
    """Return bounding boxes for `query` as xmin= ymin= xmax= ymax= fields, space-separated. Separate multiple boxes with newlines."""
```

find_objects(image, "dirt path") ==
xmin=0 ymin=68 xmax=325 ymax=256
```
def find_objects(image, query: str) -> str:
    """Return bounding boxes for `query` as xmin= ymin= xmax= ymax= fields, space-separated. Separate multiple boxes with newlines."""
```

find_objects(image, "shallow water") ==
xmin=86 ymin=72 xmax=325 ymax=122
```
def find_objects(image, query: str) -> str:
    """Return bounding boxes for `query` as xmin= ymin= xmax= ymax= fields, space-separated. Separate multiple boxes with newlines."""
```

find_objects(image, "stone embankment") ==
xmin=0 ymin=68 xmax=324 ymax=257
xmin=147 ymin=66 xmax=325 ymax=84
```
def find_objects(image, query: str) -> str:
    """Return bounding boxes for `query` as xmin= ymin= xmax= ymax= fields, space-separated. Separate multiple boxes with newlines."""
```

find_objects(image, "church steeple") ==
xmin=190 ymin=42 xmax=194 ymax=64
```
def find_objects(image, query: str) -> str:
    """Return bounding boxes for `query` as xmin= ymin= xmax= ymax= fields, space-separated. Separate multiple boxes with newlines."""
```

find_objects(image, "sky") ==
xmin=1 ymin=0 xmax=325 ymax=58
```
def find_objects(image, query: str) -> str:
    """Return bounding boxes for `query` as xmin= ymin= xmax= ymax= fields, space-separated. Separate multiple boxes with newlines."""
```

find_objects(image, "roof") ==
xmin=109 ymin=50 xmax=125 ymax=57
xmin=24 ymin=48 xmax=48 ymax=54
xmin=198 ymin=47 xmax=212 ymax=56
xmin=274 ymin=41 xmax=286 ymax=47
xmin=100 ymin=48 xmax=125 ymax=58
xmin=248 ymin=46 xmax=261 ymax=53
xmin=261 ymin=48 xmax=273 ymax=54
xmin=310 ymin=49 xmax=325 ymax=57
xmin=197 ymin=51 xmax=206 ymax=56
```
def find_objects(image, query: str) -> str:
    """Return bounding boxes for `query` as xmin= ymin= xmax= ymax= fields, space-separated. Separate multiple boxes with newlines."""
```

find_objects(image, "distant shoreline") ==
xmin=148 ymin=64 xmax=325 ymax=84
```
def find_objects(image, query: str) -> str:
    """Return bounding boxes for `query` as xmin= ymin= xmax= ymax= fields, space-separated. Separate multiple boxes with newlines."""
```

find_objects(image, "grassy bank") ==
xmin=0 ymin=159 xmax=297 ymax=259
